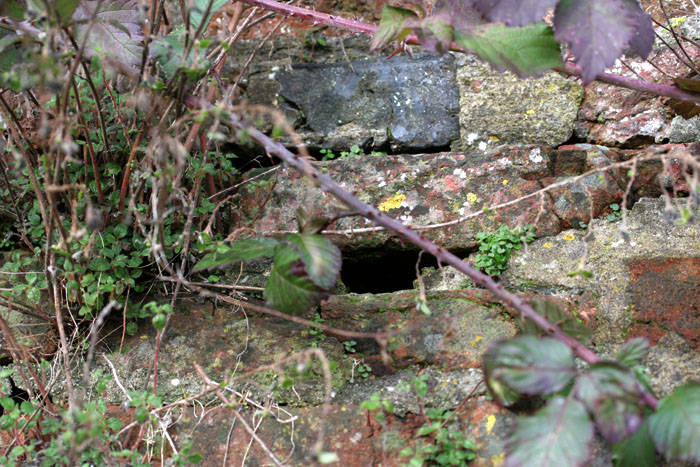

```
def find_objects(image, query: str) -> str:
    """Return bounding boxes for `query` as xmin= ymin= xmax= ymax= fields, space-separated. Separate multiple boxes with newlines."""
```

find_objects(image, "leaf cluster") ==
xmin=474 ymin=224 xmax=534 ymax=276
xmin=372 ymin=0 xmax=654 ymax=82
xmin=484 ymin=329 xmax=700 ymax=466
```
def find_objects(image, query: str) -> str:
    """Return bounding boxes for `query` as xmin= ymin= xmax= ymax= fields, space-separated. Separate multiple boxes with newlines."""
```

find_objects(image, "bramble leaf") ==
xmin=521 ymin=299 xmax=593 ymax=345
xmin=483 ymin=336 xmax=576 ymax=405
xmin=72 ymin=0 xmax=144 ymax=68
xmin=189 ymin=0 xmax=228 ymax=31
xmin=611 ymin=420 xmax=656 ymax=467
xmin=370 ymin=6 xmax=418 ymax=52
xmin=283 ymin=233 xmax=341 ymax=291
xmin=454 ymin=22 xmax=562 ymax=78
xmin=648 ymin=382 xmax=700 ymax=462
xmin=553 ymin=0 xmax=653 ymax=83
xmin=506 ymin=397 xmax=594 ymax=467
xmin=264 ymin=243 xmax=321 ymax=315
xmin=576 ymin=363 xmax=645 ymax=443
xmin=472 ymin=0 xmax=558 ymax=27
xmin=193 ymin=237 xmax=280 ymax=271
xmin=615 ymin=337 xmax=650 ymax=368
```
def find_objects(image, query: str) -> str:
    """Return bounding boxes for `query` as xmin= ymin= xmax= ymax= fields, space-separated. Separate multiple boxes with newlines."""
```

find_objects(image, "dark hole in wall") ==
xmin=340 ymin=248 xmax=442 ymax=294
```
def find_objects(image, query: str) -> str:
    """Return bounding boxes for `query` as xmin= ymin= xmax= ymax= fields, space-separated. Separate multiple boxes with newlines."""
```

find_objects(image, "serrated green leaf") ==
xmin=72 ymin=0 xmax=144 ymax=68
xmin=506 ymin=397 xmax=593 ymax=467
xmin=189 ymin=0 xmax=228 ymax=30
xmin=55 ymin=0 xmax=79 ymax=23
xmin=193 ymin=237 xmax=279 ymax=271
xmin=283 ymin=233 xmax=341 ymax=290
xmin=576 ymin=363 xmax=645 ymax=443
xmin=264 ymin=244 xmax=321 ymax=315
xmin=520 ymin=299 xmax=593 ymax=345
xmin=612 ymin=419 xmax=656 ymax=467
xmin=371 ymin=6 xmax=418 ymax=52
xmin=484 ymin=336 xmax=576 ymax=405
xmin=454 ymin=22 xmax=562 ymax=78
xmin=616 ymin=337 xmax=650 ymax=368
xmin=648 ymin=382 xmax=700 ymax=462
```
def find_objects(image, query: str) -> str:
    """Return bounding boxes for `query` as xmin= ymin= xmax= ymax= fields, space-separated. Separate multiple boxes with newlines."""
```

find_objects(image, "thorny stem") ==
xmin=238 ymin=0 xmax=700 ymax=105
xmin=223 ymin=114 xmax=660 ymax=411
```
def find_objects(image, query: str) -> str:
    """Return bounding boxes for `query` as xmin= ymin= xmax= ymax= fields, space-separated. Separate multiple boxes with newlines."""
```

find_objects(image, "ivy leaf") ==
xmin=472 ymin=0 xmax=559 ymax=27
xmin=189 ymin=0 xmax=228 ymax=31
xmin=648 ymin=382 xmax=700 ymax=463
xmin=370 ymin=6 xmax=419 ymax=52
xmin=553 ymin=0 xmax=653 ymax=83
xmin=506 ymin=397 xmax=594 ymax=467
xmin=611 ymin=419 xmax=656 ymax=467
xmin=576 ymin=363 xmax=645 ymax=443
xmin=264 ymin=243 xmax=321 ymax=315
xmin=72 ymin=0 xmax=144 ymax=68
xmin=520 ymin=299 xmax=593 ymax=345
xmin=454 ymin=22 xmax=563 ymax=78
xmin=283 ymin=233 xmax=341 ymax=291
xmin=615 ymin=337 xmax=650 ymax=368
xmin=192 ymin=237 xmax=280 ymax=271
xmin=483 ymin=336 xmax=576 ymax=405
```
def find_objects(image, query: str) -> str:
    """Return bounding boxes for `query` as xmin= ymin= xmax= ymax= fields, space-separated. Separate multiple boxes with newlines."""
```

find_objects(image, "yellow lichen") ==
xmin=543 ymin=242 xmax=553 ymax=248
xmin=526 ymin=109 xmax=535 ymax=115
xmin=486 ymin=414 xmax=497 ymax=434
xmin=502 ymin=179 xmax=508 ymax=186
xmin=489 ymin=136 xmax=500 ymax=142
xmin=378 ymin=193 xmax=406 ymax=212
xmin=491 ymin=452 xmax=505 ymax=467
xmin=467 ymin=192 xmax=479 ymax=204
xmin=563 ymin=233 xmax=575 ymax=242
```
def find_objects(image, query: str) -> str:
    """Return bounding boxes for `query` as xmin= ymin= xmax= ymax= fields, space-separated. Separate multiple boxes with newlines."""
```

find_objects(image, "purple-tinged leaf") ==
xmin=265 ymin=243 xmax=321 ymax=315
xmin=283 ymin=233 xmax=341 ymax=291
xmin=620 ymin=0 xmax=654 ymax=58
xmin=576 ymin=363 xmax=645 ymax=443
xmin=615 ymin=337 xmax=650 ymax=368
xmin=553 ymin=0 xmax=649 ymax=83
xmin=193 ymin=237 xmax=280 ymax=271
xmin=370 ymin=6 xmax=418 ymax=52
xmin=434 ymin=0 xmax=486 ymax=30
xmin=506 ymin=397 xmax=594 ymax=467
xmin=483 ymin=336 xmax=576 ymax=406
xmin=472 ymin=0 xmax=559 ymax=27
xmin=72 ymin=0 xmax=144 ymax=68
xmin=611 ymin=420 xmax=656 ymax=467
xmin=521 ymin=299 xmax=593 ymax=345
xmin=648 ymin=381 xmax=700 ymax=463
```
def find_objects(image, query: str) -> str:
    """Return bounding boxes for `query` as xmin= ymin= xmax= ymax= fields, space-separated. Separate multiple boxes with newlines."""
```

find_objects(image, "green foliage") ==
xmin=320 ymin=145 xmax=387 ymax=161
xmin=363 ymin=376 xmax=477 ymax=465
xmin=195 ymin=233 xmax=342 ymax=315
xmin=507 ymin=396 xmax=594 ymax=466
xmin=485 ymin=323 xmax=700 ymax=465
xmin=474 ymin=224 xmax=534 ymax=276
xmin=520 ymin=299 xmax=593 ymax=345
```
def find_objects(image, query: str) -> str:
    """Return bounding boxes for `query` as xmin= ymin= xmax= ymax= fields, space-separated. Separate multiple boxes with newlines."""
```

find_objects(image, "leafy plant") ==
xmin=363 ymin=375 xmax=477 ymax=465
xmin=372 ymin=0 xmax=654 ymax=82
xmin=474 ymin=224 xmax=534 ymax=276
xmin=320 ymin=144 xmax=387 ymax=161
xmin=194 ymin=231 xmax=342 ymax=315
xmin=606 ymin=203 xmax=622 ymax=221
xmin=484 ymin=313 xmax=700 ymax=466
